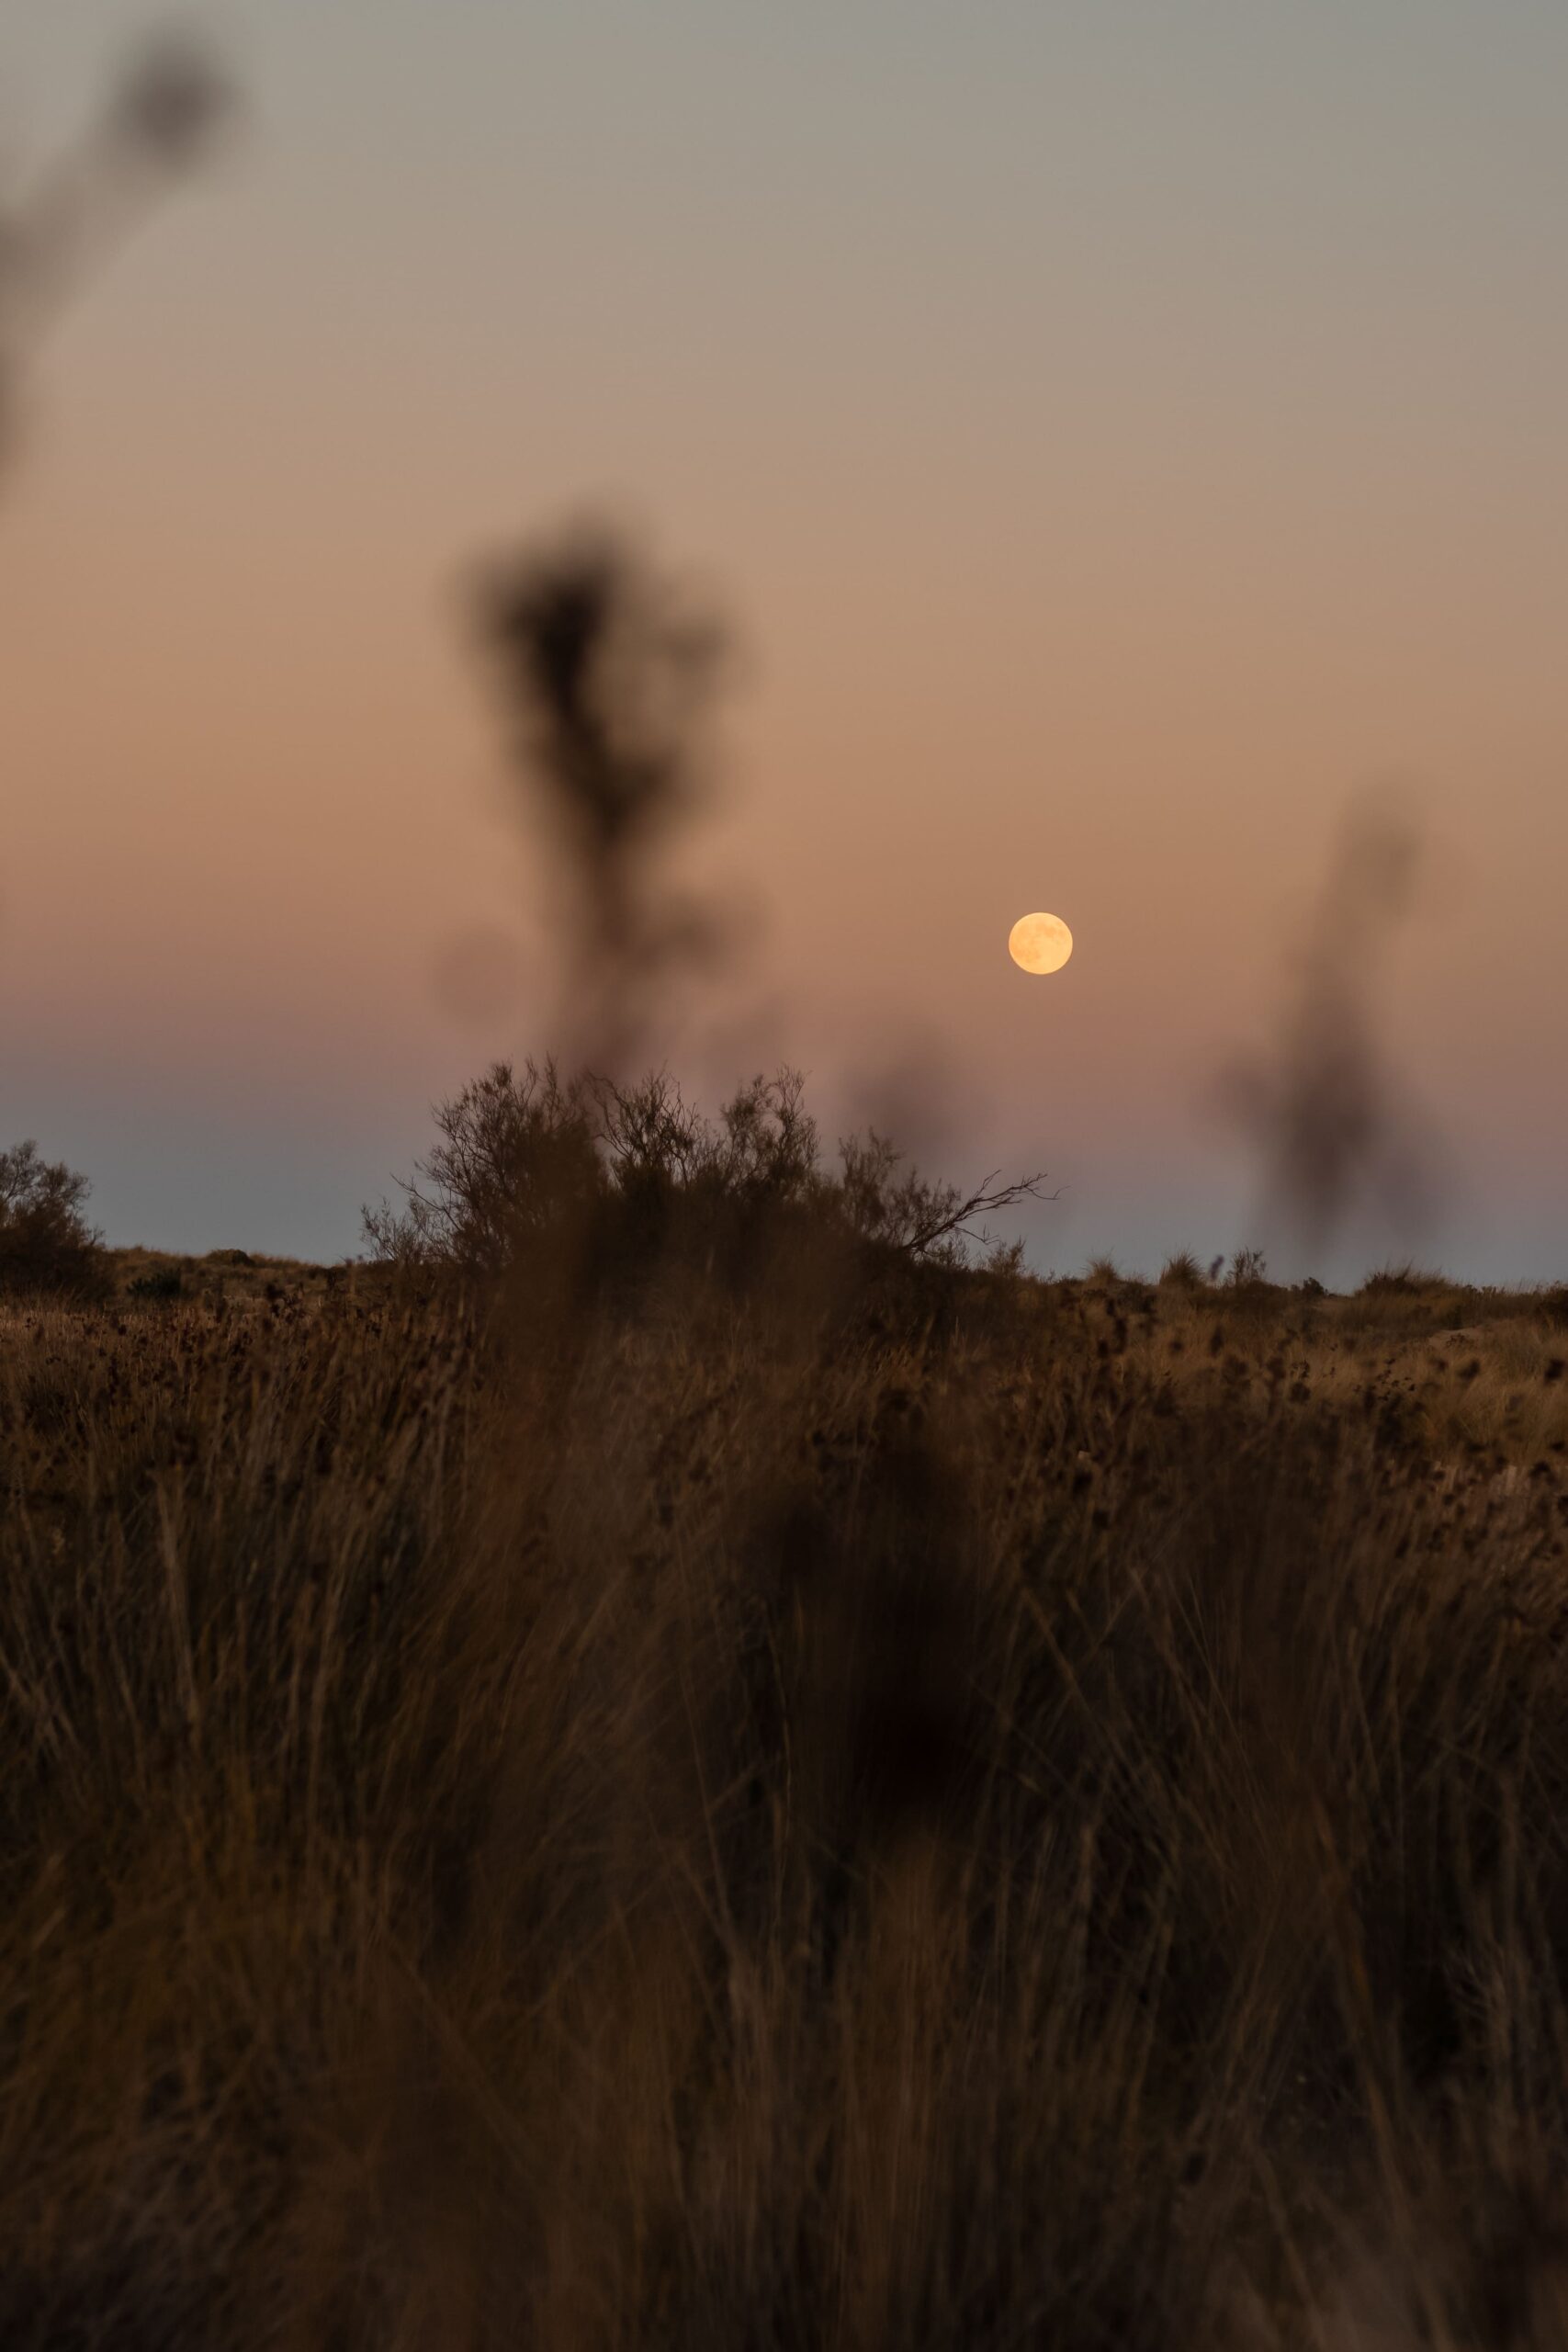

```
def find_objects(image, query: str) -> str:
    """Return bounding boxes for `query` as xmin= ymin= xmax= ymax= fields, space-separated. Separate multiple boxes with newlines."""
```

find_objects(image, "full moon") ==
xmin=1008 ymin=911 xmax=1073 ymax=975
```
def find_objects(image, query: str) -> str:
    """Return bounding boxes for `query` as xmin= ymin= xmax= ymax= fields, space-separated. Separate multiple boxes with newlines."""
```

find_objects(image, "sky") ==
xmin=3 ymin=0 xmax=1565 ymax=1280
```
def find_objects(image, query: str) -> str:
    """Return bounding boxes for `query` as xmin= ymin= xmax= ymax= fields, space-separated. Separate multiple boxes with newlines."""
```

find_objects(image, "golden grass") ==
xmin=107 ymin=1246 xmax=354 ymax=1306
xmin=6 ymin=1261 xmax=1568 ymax=2345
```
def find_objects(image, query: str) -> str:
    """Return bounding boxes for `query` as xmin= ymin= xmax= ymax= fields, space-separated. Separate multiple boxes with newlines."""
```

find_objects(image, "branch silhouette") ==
xmin=0 ymin=31 xmax=235 ymax=473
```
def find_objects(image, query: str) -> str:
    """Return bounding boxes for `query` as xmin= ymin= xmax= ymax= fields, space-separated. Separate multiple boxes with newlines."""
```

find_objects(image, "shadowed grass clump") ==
xmin=5 ymin=1250 xmax=1568 ymax=2346
xmin=1158 ymin=1248 xmax=1208 ymax=1292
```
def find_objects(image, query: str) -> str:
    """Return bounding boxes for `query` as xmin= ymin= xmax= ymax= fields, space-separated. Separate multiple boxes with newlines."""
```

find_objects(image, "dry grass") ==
xmin=107 ymin=1247 xmax=352 ymax=1306
xmin=6 ymin=1258 xmax=1568 ymax=2346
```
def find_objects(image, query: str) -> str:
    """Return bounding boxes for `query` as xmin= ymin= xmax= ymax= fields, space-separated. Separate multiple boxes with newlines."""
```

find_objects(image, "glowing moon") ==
xmin=1009 ymin=911 xmax=1073 ymax=975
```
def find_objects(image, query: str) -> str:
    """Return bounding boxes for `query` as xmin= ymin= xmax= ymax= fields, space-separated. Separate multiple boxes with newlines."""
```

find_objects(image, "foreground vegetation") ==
xmin=5 ymin=1237 xmax=1568 ymax=2349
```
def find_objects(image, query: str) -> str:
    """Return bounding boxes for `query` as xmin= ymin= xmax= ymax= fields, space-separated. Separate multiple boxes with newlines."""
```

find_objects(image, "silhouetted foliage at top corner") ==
xmin=102 ymin=36 xmax=234 ymax=174
xmin=0 ymin=33 xmax=234 ymax=476
xmin=0 ymin=1141 xmax=109 ymax=1301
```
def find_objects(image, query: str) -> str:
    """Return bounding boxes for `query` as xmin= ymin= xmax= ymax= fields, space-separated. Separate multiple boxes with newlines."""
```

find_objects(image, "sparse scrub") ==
xmin=1359 ymin=1260 xmax=1448 ymax=1297
xmin=363 ymin=1057 xmax=1053 ymax=1299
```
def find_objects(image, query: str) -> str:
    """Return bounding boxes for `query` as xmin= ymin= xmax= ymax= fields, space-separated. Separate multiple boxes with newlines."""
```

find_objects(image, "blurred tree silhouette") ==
xmin=473 ymin=524 xmax=730 ymax=1069
xmin=398 ymin=520 xmax=1056 ymax=1297
xmin=0 ymin=29 xmax=233 ymax=472
xmin=0 ymin=33 xmax=233 ymax=1275
xmin=1224 ymin=793 xmax=1438 ymax=1261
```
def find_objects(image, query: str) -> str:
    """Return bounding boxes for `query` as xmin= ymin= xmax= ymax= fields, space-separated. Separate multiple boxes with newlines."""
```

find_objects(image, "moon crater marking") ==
xmin=1009 ymin=911 xmax=1073 ymax=975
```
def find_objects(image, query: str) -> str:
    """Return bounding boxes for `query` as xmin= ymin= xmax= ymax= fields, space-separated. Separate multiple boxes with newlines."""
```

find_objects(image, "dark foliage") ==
xmin=127 ymin=1264 xmax=186 ymax=1303
xmin=0 ymin=1142 xmax=108 ymax=1299
xmin=364 ymin=1058 xmax=1052 ymax=1311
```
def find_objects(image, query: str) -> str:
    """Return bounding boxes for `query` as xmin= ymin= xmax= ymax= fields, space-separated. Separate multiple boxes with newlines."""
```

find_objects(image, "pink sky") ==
xmin=4 ymin=1 xmax=1566 ymax=1277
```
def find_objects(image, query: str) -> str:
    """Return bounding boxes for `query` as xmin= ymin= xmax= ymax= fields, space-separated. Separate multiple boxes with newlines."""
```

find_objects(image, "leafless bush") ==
xmin=837 ymin=1125 xmax=1055 ymax=1261
xmin=361 ymin=1058 xmax=599 ymax=1278
xmin=365 ymin=1057 xmax=1052 ymax=1293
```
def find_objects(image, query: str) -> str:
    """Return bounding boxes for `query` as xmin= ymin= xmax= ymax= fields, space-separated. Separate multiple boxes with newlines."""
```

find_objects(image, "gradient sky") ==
xmin=4 ymin=1 xmax=1565 ymax=1279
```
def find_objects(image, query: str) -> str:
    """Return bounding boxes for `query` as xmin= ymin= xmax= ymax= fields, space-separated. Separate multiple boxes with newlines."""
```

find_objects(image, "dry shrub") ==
xmin=363 ymin=1059 xmax=1052 ymax=1327
xmin=0 ymin=1141 xmax=109 ymax=1301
